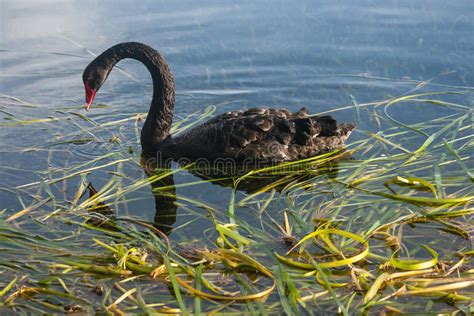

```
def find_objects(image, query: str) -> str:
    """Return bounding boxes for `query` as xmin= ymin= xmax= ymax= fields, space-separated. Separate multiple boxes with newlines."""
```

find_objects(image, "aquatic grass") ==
xmin=1 ymin=89 xmax=473 ymax=314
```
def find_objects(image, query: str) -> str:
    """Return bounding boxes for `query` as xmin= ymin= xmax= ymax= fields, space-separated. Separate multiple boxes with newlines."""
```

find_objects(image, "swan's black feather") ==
xmin=162 ymin=107 xmax=354 ymax=163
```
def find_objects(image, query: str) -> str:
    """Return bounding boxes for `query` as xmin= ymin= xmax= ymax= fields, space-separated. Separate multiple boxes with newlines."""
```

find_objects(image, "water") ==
xmin=1 ymin=0 xmax=472 ymax=242
xmin=2 ymin=0 xmax=472 ymax=188
xmin=0 ymin=1 xmax=473 ymax=313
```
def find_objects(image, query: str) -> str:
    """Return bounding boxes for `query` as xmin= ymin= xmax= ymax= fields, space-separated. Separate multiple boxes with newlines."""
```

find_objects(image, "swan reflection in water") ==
xmin=141 ymin=151 xmax=349 ymax=235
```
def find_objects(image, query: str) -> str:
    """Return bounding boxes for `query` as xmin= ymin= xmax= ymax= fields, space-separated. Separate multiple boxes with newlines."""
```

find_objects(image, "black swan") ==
xmin=83 ymin=42 xmax=354 ymax=163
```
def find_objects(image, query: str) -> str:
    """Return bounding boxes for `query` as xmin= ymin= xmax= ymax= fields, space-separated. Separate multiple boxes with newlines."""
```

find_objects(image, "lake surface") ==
xmin=2 ymin=0 xmax=472 ymax=213
xmin=0 ymin=1 xmax=473 ymax=314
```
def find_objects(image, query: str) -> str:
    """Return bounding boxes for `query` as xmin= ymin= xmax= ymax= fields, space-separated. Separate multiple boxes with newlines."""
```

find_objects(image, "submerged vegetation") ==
xmin=0 ymin=86 xmax=473 ymax=314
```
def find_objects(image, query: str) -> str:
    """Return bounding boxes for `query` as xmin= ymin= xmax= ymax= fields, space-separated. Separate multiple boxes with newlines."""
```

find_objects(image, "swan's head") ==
xmin=82 ymin=63 xmax=109 ymax=111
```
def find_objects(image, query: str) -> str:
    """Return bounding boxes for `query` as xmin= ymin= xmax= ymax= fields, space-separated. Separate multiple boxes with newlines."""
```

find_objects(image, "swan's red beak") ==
xmin=84 ymin=81 xmax=96 ymax=111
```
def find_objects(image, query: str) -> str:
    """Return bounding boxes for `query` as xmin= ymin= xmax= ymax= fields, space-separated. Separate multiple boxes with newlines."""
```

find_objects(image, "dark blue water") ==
xmin=2 ymin=0 xmax=472 ymax=106
xmin=1 ymin=0 xmax=473 ymax=231
xmin=0 ymin=3 xmax=473 ymax=314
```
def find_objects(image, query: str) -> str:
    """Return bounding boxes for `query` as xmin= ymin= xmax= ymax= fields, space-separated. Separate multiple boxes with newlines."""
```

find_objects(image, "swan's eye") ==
xmin=86 ymin=79 xmax=100 ymax=90
xmin=83 ymin=69 xmax=105 ymax=91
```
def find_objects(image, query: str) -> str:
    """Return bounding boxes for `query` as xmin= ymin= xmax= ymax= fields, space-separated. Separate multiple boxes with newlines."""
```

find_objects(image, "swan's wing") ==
xmin=172 ymin=107 xmax=353 ymax=163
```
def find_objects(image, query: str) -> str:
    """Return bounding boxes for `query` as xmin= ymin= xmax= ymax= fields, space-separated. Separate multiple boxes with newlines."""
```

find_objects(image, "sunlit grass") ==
xmin=0 ymin=86 xmax=473 ymax=314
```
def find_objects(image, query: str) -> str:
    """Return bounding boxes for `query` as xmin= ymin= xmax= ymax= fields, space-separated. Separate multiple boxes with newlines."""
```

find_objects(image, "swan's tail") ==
xmin=336 ymin=123 xmax=356 ymax=140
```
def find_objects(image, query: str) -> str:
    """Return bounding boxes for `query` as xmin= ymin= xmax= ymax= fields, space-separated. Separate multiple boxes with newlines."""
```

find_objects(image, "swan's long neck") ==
xmin=99 ymin=42 xmax=175 ymax=152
